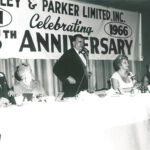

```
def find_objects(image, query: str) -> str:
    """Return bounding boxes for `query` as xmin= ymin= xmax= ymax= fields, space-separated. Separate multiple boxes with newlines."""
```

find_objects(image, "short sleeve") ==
xmin=111 ymin=72 xmax=120 ymax=80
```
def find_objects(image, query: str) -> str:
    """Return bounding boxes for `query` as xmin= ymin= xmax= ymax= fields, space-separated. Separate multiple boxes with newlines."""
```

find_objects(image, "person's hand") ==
xmin=133 ymin=82 xmax=141 ymax=89
xmin=66 ymin=76 xmax=76 ymax=84
xmin=8 ymin=90 xmax=15 ymax=97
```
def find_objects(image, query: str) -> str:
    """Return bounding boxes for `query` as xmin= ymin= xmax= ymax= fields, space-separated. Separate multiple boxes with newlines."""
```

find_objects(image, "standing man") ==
xmin=53 ymin=34 xmax=88 ymax=97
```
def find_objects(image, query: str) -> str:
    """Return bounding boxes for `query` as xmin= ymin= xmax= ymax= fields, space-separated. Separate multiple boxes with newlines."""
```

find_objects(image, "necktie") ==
xmin=79 ymin=50 xmax=87 ymax=66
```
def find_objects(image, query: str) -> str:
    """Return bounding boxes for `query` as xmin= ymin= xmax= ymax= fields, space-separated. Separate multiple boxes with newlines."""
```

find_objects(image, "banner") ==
xmin=0 ymin=0 xmax=142 ymax=60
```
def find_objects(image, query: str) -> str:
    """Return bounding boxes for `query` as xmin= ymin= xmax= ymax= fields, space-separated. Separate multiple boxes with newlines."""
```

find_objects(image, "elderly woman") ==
xmin=143 ymin=63 xmax=150 ymax=87
xmin=111 ymin=55 xmax=136 ymax=94
xmin=14 ymin=63 xmax=46 ymax=99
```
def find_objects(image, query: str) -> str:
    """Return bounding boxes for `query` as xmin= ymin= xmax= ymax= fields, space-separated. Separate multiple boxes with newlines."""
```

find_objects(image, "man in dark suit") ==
xmin=53 ymin=34 xmax=88 ymax=97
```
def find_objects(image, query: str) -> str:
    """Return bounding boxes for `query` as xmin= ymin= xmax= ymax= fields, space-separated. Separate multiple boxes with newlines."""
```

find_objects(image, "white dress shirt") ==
xmin=74 ymin=48 xmax=87 ymax=66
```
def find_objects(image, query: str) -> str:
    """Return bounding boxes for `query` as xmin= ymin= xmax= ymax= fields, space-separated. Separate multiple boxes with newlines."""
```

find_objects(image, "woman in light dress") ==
xmin=14 ymin=63 xmax=46 ymax=100
xmin=111 ymin=55 xmax=136 ymax=94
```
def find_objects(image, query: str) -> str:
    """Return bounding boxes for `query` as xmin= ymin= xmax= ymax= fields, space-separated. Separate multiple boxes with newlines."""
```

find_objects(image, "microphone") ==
xmin=127 ymin=72 xmax=136 ymax=81
xmin=131 ymin=75 xmax=136 ymax=81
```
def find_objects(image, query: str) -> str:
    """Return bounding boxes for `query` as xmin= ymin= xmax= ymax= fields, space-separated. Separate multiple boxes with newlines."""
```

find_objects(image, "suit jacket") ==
xmin=53 ymin=48 xmax=88 ymax=97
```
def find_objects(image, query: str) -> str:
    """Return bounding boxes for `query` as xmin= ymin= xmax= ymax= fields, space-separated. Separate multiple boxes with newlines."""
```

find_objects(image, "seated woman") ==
xmin=0 ymin=72 xmax=16 ymax=105
xmin=143 ymin=63 xmax=150 ymax=87
xmin=14 ymin=63 xmax=46 ymax=100
xmin=111 ymin=55 xmax=136 ymax=94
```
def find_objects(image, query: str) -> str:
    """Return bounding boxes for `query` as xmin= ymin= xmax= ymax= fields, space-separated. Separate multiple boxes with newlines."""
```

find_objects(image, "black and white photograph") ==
xmin=0 ymin=0 xmax=150 ymax=150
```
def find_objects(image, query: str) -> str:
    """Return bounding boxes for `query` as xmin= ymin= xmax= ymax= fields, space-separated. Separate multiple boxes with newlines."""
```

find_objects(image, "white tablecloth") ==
xmin=0 ymin=92 xmax=150 ymax=150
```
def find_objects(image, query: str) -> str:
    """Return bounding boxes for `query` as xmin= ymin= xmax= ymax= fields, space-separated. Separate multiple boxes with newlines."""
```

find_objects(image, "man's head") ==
xmin=72 ymin=34 xmax=85 ymax=52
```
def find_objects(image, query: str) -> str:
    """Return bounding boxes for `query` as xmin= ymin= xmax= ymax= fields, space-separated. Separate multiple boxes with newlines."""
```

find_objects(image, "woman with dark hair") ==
xmin=111 ymin=55 xmax=136 ymax=94
xmin=14 ymin=63 xmax=46 ymax=100
xmin=143 ymin=63 xmax=150 ymax=87
xmin=0 ymin=72 xmax=16 ymax=105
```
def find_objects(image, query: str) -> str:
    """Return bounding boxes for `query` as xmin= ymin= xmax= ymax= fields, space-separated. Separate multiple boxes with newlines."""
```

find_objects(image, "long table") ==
xmin=0 ymin=92 xmax=150 ymax=150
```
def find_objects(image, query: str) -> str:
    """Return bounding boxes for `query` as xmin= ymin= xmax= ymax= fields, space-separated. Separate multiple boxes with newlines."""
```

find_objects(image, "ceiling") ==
xmin=77 ymin=0 xmax=150 ymax=13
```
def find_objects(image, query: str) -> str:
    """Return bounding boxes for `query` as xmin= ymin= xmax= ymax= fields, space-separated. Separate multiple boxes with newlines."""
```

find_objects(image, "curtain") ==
xmin=0 ymin=59 xmax=142 ymax=96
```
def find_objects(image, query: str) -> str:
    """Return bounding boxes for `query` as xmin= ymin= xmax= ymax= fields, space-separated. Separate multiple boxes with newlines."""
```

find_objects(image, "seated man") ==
xmin=0 ymin=72 xmax=16 ymax=104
